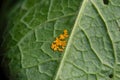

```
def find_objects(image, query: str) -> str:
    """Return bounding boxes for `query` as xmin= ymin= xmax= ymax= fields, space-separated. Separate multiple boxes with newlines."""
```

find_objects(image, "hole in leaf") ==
xmin=103 ymin=0 xmax=109 ymax=5
xmin=109 ymin=74 xmax=113 ymax=78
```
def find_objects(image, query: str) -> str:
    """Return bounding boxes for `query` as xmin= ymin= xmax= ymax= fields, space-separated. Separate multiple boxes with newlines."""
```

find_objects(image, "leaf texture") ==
xmin=1 ymin=0 xmax=120 ymax=80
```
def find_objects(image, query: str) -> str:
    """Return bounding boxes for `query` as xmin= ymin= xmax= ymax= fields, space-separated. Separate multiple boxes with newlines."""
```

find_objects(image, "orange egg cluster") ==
xmin=51 ymin=29 xmax=69 ymax=52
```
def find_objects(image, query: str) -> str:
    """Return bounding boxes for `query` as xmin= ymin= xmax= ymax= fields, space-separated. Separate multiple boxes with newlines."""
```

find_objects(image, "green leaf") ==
xmin=1 ymin=0 xmax=120 ymax=80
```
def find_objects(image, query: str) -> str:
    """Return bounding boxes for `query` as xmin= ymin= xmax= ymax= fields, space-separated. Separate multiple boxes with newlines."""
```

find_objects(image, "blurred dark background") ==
xmin=0 ymin=0 xmax=9 ymax=79
xmin=0 ymin=0 xmax=8 ymax=80
xmin=0 ymin=0 xmax=18 ymax=80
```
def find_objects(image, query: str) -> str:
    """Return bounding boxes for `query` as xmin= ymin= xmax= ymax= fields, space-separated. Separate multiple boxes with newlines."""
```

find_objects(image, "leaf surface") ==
xmin=1 ymin=0 xmax=120 ymax=80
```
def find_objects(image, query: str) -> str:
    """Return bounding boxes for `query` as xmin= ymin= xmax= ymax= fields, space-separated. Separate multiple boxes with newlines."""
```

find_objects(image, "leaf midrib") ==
xmin=53 ymin=0 xmax=88 ymax=80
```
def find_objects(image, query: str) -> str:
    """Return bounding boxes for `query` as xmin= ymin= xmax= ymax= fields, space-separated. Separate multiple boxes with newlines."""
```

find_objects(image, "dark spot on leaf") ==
xmin=103 ymin=0 xmax=109 ymax=5
xmin=109 ymin=74 xmax=113 ymax=78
